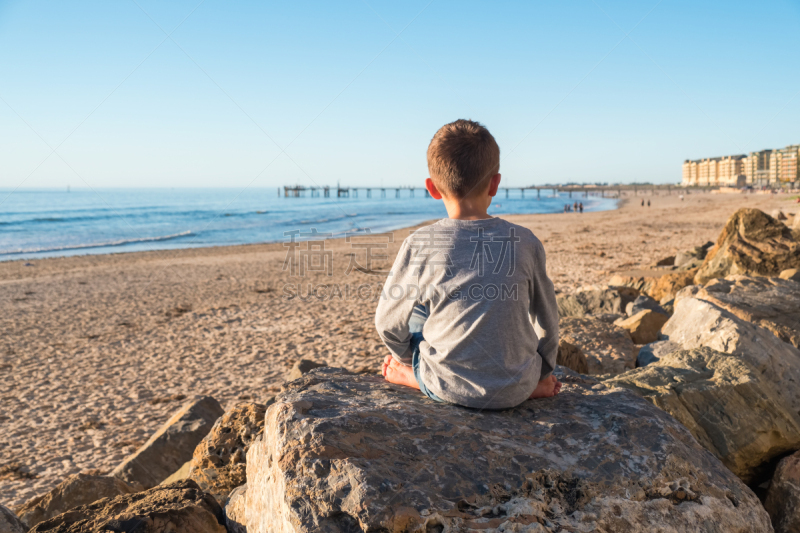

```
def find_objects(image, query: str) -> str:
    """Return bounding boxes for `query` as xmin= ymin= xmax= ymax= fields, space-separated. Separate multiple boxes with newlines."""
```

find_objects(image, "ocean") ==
xmin=0 ymin=188 xmax=617 ymax=261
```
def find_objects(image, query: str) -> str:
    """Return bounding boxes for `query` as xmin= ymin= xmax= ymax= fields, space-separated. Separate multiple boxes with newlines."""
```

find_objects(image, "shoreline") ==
xmin=1 ymin=191 xmax=796 ymax=507
xmin=0 ymin=194 xmax=620 ymax=264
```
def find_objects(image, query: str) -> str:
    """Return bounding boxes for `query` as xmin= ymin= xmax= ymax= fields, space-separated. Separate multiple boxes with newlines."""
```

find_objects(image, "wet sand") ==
xmin=0 ymin=190 xmax=794 ymax=507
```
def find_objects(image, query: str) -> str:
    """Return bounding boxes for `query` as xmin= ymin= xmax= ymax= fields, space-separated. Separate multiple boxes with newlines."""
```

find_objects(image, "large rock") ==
xmin=225 ymin=484 xmax=248 ymax=533
xmin=556 ymin=287 xmax=637 ymax=318
xmin=626 ymin=294 xmax=668 ymax=317
xmin=692 ymin=275 xmax=800 ymax=349
xmin=615 ymin=309 xmax=669 ymax=345
xmin=610 ymin=269 xmax=698 ymax=303
xmin=188 ymin=403 xmax=266 ymax=504
xmin=560 ymin=317 xmax=637 ymax=375
xmin=636 ymin=339 xmax=682 ymax=367
xmin=29 ymin=480 xmax=225 ymax=533
xmin=662 ymin=295 xmax=800 ymax=415
xmin=675 ymin=242 xmax=714 ymax=269
xmin=245 ymin=368 xmax=771 ymax=533
xmin=16 ymin=474 xmax=137 ymax=528
xmin=606 ymin=347 xmax=800 ymax=483
xmin=695 ymin=208 xmax=800 ymax=284
xmin=555 ymin=339 xmax=588 ymax=374
xmin=111 ymin=396 xmax=224 ymax=489
xmin=286 ymin=359 xmax=326 ymax=382
xmin=764 ymin=450 xmax=800 ymax=533
xmin=0 ymin=504 xmax=26 ymax=533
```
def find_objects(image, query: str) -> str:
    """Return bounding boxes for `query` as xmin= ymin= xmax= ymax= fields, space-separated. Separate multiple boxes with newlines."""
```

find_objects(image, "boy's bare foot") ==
xmin=382 ymin=355 xmax=420 ymax=390
xmin=529 ymin=375 xmax=562 ymax=399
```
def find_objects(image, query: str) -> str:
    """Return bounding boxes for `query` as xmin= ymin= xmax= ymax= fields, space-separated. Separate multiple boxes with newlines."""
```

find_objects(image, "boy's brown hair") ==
xmin=426 ymin=119 xmax=500 ymax=198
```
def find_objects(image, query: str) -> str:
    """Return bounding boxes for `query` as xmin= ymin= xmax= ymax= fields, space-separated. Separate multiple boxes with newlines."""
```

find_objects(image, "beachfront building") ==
xmin=683 ymin=144 xmax=798 ymax=187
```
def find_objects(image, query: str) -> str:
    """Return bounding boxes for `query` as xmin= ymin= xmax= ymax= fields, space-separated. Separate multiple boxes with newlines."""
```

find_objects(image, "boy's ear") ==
xmin=425 ymin=178 xmax=443 ymax=200
xmin=488 ymin=173 xmax=501 ymax=197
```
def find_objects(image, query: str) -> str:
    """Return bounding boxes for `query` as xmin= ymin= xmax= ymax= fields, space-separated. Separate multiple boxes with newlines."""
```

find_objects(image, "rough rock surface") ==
xmin=16 ymin=474 xmax=137 ymax=528
xmin=286 ymin=359 xmax=326 ymax=382
xmin=188 ymin=403 xmax=266 ymax=504
xmin=626 ymin=294 xmax=668 ymax=317
xmin=605 ymin=347 xmax=800 ymax=483
xmin=691 ymin=275 xmax=800 ymax=349
xmin=636 ymin=339 xmax=682 ymax=367
xmin=555 ymin=339 xmax=588 ymax=374
xmin=764 ymin=450 xmax=800 ymax=533
xmin=560 ymin=317 xmax=637 ymax=375
xmin=555 ymin=287 xmax=637 ymax=318
xmin=662 ymin=295 xmax=800 ymax=414
xmin=111 ymin=396 xmax=224 ymax=490
xmin=0 ymin=504 xmax=26 ymax=533
xmin=695 ymin=208 xmax=800 ymax=284
xmin=615 ymin=309 xmax=669 ymax=345
xmin=675 ymin=242 xmax=713 ymax=269
xmin=160 ymin=461 xmax=192 ymax=486
xmin=610 ymin=269 xmax=697 ymax=303
xmin=29 ymin=480 xmax=225 ymax=533
xmin=246 ymin=367 xmax=771 ymax=533
xmin=225 ymin=484 xmax=248 ymax=533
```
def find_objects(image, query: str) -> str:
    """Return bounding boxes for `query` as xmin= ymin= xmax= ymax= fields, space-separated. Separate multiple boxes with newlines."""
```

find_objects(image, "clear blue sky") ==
xmin=1 ymin=0 xmax=799 ymax=189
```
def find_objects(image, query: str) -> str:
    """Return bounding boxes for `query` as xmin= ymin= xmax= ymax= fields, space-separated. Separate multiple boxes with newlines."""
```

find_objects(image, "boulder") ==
xmin=286 ymin=359 xmax=326 ymax=382
xmin=695 ymin=208 xmax=800 ymax=285
xmin=662 ymin=296 xmax=800 ymax=415
xmin=770 ymin=208 xmax=787 ymax=221
xmin=653 ymin=255 xmax=676 ymax=267
xmin=606 ymin=347 xmax=800 ymax=483
xmin=16 ymin=474 xmax=137 ymax=528
xmin=780 ymin=268 xmax=800 ymax=282
xmin=555 ymin=287 xmax=637 ymax=318
xmin=610 ymin=269 xmax=697 ymax=303
xmin=764 ymin=450 xmax=800 ymax=533
xmin=225 ymin=484 xmax=248 ymax=533
xmin=674 ymin=243 xmax=714 ymax=271
xmin=625 ymin=294 xmax=668 ymax=317
xmin=691 ymin=275 xmax=800 ymax=349
xmin=160 ymin=460 xmax=192 ymax=486
xmin=636 ymin=339 xmax=682 ymax=367
xmin=245 ymin=367 xmax=771 ymax=533
xmin=111 ymin=396 xmax=224 ymax=490
xmin=559 ymin=317 xmax=637 ymax=375
xmin=29 ymin=480 xmax=225 ymax=533
xmin=615 ymin=310 xmax=669 ymax=345
xmin=188 ymin=403 xmax=266 ymax=504
xmin=555 ymin=339 xmax=588 ymax=374
xmin=0 ymin=504 xmax=26 ymax=533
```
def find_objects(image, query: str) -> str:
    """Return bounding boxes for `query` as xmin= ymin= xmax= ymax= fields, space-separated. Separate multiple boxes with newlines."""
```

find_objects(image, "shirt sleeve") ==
xmin=374 ymin=238 xmax=418 ymax=366
xmin=530 ymin=238 xmax=559 ymax=380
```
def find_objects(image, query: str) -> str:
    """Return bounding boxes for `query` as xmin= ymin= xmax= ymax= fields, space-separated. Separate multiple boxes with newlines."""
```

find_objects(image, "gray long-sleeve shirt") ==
xmin=375 ymin=217 xmax=559 ymax=409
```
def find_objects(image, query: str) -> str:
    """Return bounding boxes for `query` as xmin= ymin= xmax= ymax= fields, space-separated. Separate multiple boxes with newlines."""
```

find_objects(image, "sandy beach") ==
xmin=1 ymin=190 xmax=795 ymax=508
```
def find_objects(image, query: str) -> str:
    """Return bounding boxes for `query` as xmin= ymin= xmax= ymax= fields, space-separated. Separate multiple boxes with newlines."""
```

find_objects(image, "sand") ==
xmin=0 ymin=190 xmax=795 ymax=508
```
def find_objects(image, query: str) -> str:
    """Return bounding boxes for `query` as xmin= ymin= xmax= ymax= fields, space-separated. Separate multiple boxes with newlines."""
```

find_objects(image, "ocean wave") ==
xmin=0 ymin=231 xmax=193 ymax=256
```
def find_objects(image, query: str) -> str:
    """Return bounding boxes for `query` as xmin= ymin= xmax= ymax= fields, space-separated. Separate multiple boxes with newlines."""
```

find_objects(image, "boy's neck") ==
xmin=441 ymin=197 xmax=493 ymax=220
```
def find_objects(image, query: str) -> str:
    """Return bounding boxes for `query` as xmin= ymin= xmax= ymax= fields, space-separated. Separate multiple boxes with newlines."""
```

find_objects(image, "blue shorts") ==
xmin=410 ymin=331 xmax=444 ymax=403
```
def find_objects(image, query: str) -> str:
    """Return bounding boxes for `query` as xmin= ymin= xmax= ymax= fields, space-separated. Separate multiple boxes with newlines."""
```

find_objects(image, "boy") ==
xmin=374 ymin=119 xmax=561 ymax=409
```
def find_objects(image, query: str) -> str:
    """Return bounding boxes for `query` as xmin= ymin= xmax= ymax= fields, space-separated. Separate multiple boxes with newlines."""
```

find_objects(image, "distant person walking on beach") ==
xmin=641 ymin=199 xmax=645 ymax=207
xmin=579 ymin=202 xmax=584 ymax=213
xmin=647 ymin=199 xmax=651 ymax=207
xmin=376 ymin=119 xmax=561 ymax=408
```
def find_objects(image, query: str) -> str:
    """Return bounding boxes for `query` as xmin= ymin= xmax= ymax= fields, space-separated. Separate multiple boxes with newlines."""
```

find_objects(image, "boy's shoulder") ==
xmin=401 ymin=218 xmax=543 ymax=249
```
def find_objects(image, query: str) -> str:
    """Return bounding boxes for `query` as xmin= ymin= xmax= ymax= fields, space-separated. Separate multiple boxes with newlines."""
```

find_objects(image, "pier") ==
xmin=282 ymin=184 xmax=699 ymax=199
